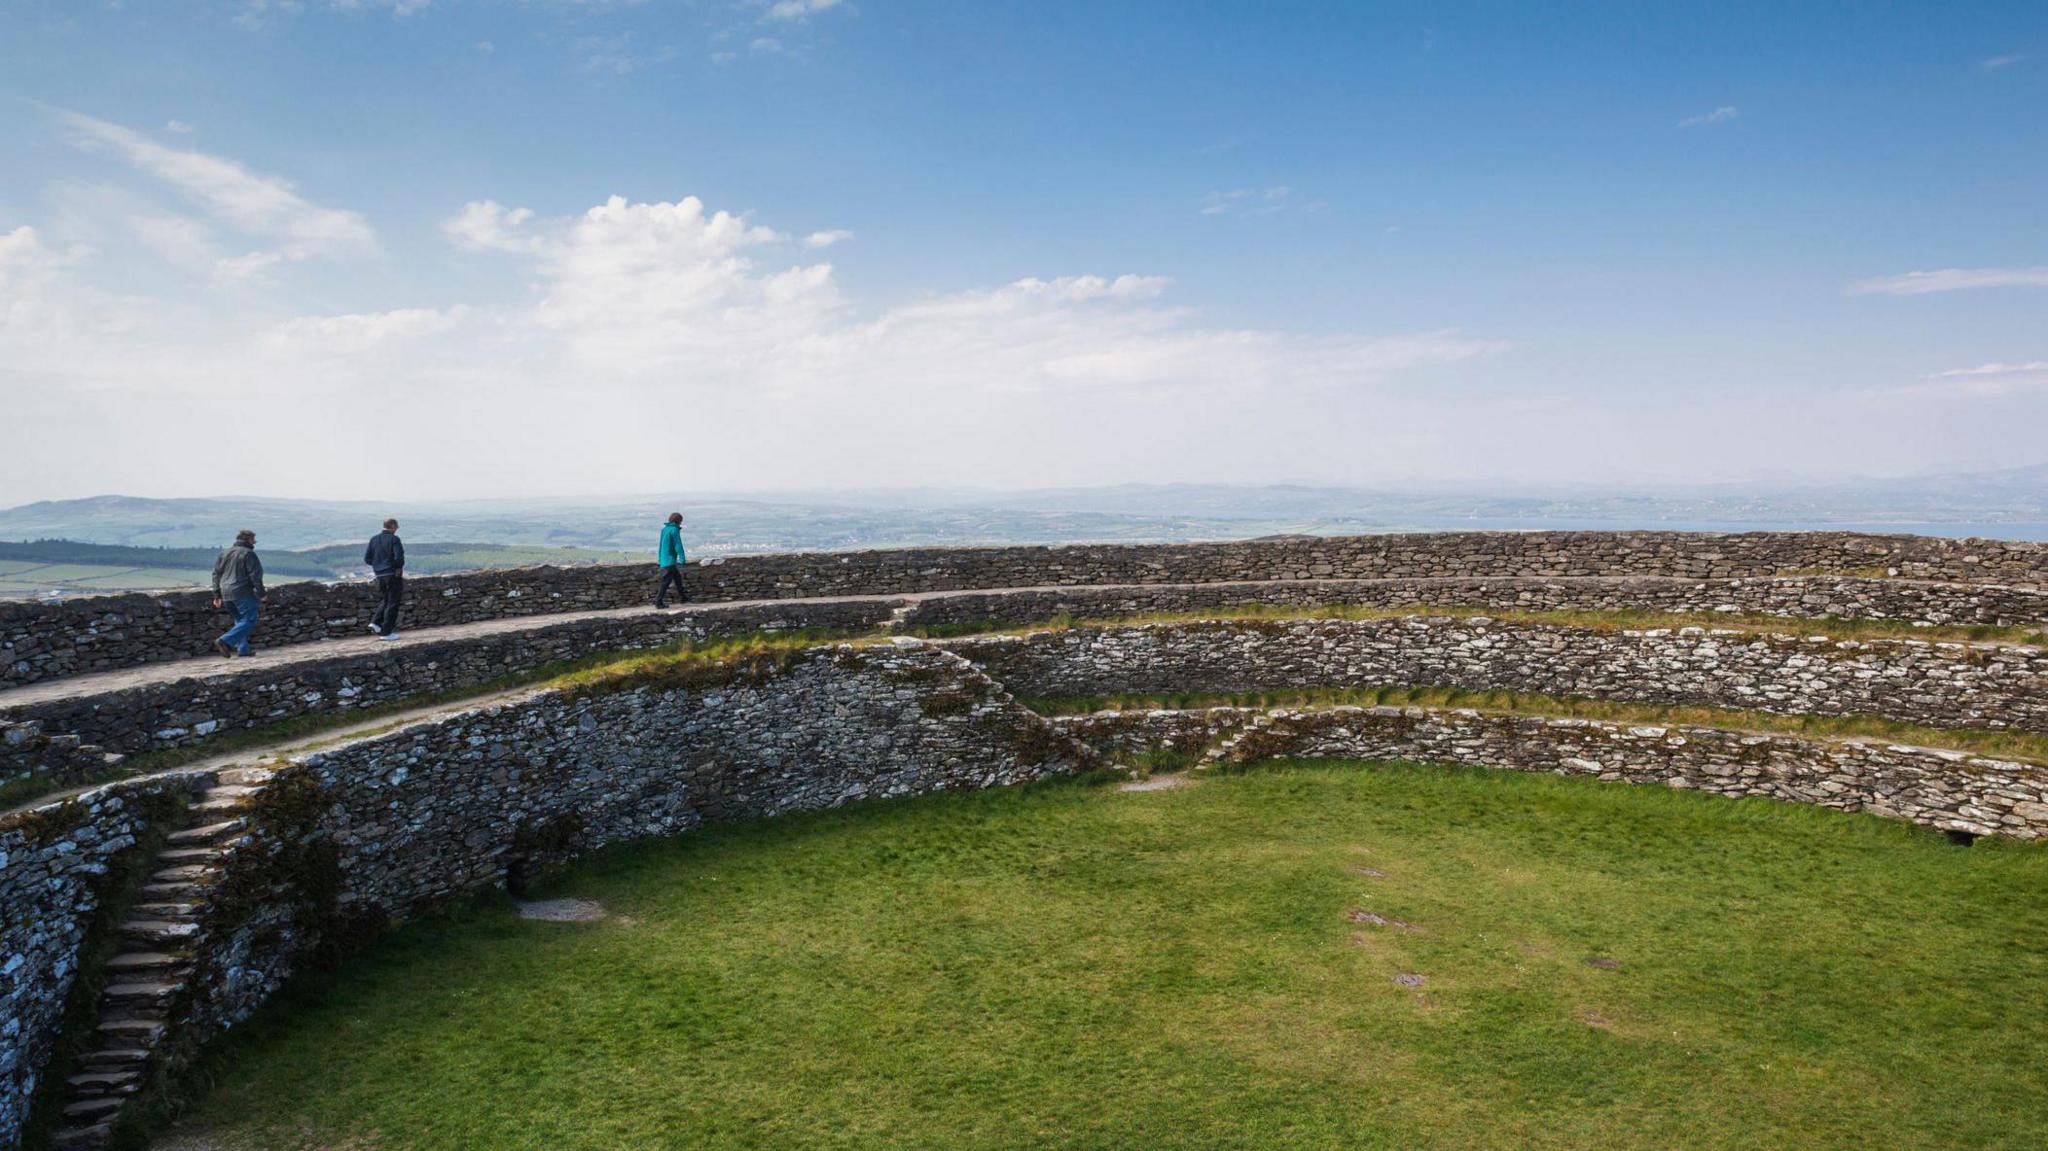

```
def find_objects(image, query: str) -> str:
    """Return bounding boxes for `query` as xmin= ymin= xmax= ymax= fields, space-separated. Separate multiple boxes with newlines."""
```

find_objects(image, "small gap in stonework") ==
xmin=1944 ymin=829 xmax=1978 ymax=847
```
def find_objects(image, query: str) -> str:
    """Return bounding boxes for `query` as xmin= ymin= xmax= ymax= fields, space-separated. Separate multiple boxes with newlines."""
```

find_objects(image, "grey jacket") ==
xmin=211 ymin=544 xmax=265 ymax=601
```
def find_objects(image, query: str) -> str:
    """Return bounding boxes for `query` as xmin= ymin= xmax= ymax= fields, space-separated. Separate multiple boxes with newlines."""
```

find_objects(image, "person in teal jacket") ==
xmin=655 ymin=512 xmax=688 ymax=608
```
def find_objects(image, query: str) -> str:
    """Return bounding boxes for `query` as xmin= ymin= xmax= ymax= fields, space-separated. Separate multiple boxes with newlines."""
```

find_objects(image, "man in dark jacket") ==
xmin=364 ymin=518 xmax=405 ymax=639
xmin=210 ymin=530 xmax=265 ymax=657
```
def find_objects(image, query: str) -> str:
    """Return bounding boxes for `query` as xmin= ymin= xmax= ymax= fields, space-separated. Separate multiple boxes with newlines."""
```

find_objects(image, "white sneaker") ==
xmin=368 ymin=623 xmax=383 ymax=635
xmin=380 ymin=632 xmax=401 ymax=641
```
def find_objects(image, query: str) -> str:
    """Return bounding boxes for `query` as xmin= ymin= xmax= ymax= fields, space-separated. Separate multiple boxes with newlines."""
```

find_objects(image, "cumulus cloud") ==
xmin=804 ymin=229 xmax=854 ymax=248
xmin=1848 ymin=266 xmax=2048 ymax=295
xmin=62 ymin=111 xmax=378 ymax=267
xmin=1678 ymin=105 xmax=1740 ymax=128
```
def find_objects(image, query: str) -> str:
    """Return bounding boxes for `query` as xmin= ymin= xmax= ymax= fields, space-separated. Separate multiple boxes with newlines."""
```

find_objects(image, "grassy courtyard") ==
xmin=163 ymin=763 xmax=2048 ymax=1150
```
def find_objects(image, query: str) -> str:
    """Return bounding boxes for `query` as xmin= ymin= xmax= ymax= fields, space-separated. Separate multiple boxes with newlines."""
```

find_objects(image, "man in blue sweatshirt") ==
xmin=364 ymin=518 xmax=405 ymax=639
xmin=655 ymin=512 xmax=688 ymax=608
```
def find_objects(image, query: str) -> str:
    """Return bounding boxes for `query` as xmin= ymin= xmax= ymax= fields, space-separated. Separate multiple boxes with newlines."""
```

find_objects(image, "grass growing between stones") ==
xmin=1025 ymin=685 xmax=2048 ymax=765
xmin=163 ymin=763 xmax=2048 ymax=1151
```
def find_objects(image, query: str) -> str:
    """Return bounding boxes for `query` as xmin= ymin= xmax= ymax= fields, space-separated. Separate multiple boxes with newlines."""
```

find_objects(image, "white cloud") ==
xmin=1678 ymin=105 xmax=1740 ymax=128
xmin=1848 ymin=266 xmax=2048 ymax=295
xmin=1848 ymin=361 xmax=2048 ymax=402
xmin=62 ymin=111 xmax=378 ymax=266
xmin=1200 ymin=186 xmax=1298 ymax=216
xmin=127 ymin=213 xmax=221 ymax=272
xmin=576 ymin=33 xmax=680 ymax=74
xmin=803 ymin=229 xmax=854 ymax=248
xmin=1981 ymin=53 xmax=2025 ymax=71
xmin=165 ymin=120 xmax=195 ymax=134
xmin=1932 ymin=361 xmax=2048 ymax=378
xmin=443 ymin=200 xmax=544 ymax=252
xmin=750 ymin=37 xmax=783 ymax=54
xmin=261 ymin=307 xmax=468 ymax=357
xmin=766 ymin=0 xmax=841 ymax=21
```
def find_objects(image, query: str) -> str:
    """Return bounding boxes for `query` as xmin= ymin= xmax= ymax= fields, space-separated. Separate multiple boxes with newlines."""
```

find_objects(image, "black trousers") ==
xmin=374 ymin=573 xmax=404 ymax=633
xmin=655 ymin=564 xmax=688 ymax=606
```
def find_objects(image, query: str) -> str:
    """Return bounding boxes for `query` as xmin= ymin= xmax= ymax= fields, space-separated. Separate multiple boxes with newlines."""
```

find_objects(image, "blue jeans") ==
xmin=219 ymin=595 xmax=260 ymax=654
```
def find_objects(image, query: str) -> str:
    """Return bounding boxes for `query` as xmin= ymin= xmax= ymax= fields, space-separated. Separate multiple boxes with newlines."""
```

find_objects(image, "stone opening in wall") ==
xmin=1944 ymin=829 xmax=1978 ymax=847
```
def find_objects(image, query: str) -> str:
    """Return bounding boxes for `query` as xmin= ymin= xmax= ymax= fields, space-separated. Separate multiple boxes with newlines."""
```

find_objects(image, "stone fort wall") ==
xmin=9 ymin=530 xmax=2048 ymax=686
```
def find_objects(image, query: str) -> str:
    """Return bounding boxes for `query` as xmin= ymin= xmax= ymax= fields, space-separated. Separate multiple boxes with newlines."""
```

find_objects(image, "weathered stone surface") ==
xmin=944 ymin=617 xmax=2048 ymax=735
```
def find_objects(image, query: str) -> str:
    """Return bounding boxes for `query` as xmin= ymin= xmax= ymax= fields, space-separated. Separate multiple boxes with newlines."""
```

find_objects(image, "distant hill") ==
xmin=0 ymin=539 xmax=639 ymax=599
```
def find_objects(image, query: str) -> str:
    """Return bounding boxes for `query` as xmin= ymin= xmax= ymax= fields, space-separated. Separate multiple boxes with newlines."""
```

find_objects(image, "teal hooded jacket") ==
xmin=657 ymin=522 xmax=686 ymax=567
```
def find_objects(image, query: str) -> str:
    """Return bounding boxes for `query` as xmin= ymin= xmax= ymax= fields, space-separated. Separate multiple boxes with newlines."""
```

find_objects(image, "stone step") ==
xmin=51 ymin=1122 xmax=114 ymax=1149
xmin=60 ymin=1096 xmax=123 ymax=1121
xmin=76 ymin=1047 xmax=151 ymax=1069
xmin=149 ymin=865 xmax=216 ymax=885
xmin=167 ymin=818 xmax=245 ymax=844
xmin=202 ymin=784 xmax=260 ymax=802
xmin=158 ymin=846 xmax=226 ymax=865
xmin=67 ymin=1069 xmax=141 ymax=1094
xmin=217 ymin=766 xmax=275 ymax=786
xmin=130 ymin=902 xmax=203 ymax=919
xmin=95 ymin=1015 xmax=165 ymax=1041
xmin=192 ymin=795 xmax=250 ymax=814
xmin=104 ymin=951 xmax=189 ymax=973
xmin=117 ymin=919 xmax=198 ymax=944
xmin=138 ymin=881 xmax=204 ymax=900
xmin=102 ymin=980 xmax=181 ymax=1006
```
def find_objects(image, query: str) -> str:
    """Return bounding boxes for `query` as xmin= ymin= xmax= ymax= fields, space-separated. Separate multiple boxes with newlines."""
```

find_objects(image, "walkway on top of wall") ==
xmin=0 ymin=573 xmax=1739 ymax=709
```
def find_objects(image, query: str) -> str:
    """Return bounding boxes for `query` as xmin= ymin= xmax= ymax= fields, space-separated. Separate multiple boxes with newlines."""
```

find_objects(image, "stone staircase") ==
xmin=46 ymin=767 xmax=268 ymax=1150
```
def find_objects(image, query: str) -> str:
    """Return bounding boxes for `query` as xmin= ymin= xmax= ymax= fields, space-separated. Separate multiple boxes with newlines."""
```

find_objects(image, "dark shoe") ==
xmin=214 ymin=641 xmax=234 ymax=658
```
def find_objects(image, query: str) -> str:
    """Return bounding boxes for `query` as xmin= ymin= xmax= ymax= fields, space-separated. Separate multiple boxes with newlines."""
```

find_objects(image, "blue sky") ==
xmin=1 ymin=1 xmax=2043 ymax=502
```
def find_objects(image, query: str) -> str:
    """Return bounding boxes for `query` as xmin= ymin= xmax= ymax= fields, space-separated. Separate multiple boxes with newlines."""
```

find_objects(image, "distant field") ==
xmin=0 ymin=540 xmax=642 ymax=599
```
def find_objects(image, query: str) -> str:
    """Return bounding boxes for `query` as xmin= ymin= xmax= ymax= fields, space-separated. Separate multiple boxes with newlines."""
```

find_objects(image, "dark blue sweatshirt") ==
xmin=364 ymin=530 xmax=405 ymax=577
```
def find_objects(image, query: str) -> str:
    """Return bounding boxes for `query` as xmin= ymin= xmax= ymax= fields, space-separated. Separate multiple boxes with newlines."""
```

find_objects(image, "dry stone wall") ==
xmin=943 ymin=617 xmax=2048 ymax=734
xmin=10 ymin=530 xmax=2048 ymax=686
xmin=0 ymin=598 xmax=897 ymax=791
xmin=1208 ymin=706 xmax=2048 ymax=839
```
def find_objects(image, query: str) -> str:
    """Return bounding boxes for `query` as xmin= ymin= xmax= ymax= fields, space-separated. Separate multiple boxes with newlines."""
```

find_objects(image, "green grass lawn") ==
xmin=162 ymin=763 xmax=2048 ymax=1151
